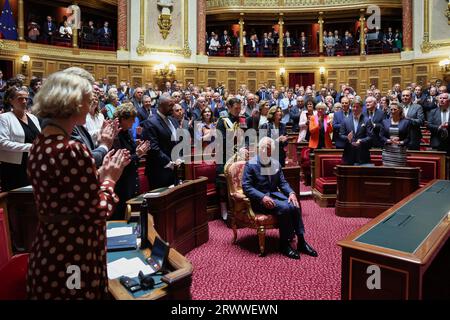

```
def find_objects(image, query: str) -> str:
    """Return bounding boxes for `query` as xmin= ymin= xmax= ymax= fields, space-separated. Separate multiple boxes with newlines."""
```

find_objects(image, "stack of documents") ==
xmin=107 ymin=257 xmax=155 ymax=279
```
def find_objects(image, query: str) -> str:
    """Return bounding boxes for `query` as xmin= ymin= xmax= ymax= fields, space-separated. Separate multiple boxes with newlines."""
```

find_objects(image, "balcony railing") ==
xmin=207 ymin=0 xmax=401 ymax=11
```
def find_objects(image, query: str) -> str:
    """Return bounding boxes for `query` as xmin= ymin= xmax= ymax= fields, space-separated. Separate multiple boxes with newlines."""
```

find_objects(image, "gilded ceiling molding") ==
xmin=137 ymin=0 xmax=191 ymax=58
xmin=421 ymin=0 xmax=450 ymax=53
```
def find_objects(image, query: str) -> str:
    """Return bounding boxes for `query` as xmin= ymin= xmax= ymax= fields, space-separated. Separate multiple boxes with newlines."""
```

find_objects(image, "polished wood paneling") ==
xmin=335 ymin=165 xmax=420 ymax=218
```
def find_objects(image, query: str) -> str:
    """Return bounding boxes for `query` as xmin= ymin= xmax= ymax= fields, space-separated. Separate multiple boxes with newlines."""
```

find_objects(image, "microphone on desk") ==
xmin=140 ymin=198 xmax=150 ymax=249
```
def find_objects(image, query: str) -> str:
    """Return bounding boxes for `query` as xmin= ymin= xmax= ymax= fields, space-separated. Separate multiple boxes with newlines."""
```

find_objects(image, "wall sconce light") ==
xmin=319 ymin=67 xmax=326 ymax=85
xmin=154 ymin=62 xmax=177 ymax=79
xmin=439 ymin=58 xmax=450 ymax=73
xmin=21 ymin=55 xmax=30 ymax=74
xmin=279 ymin=67 xmax=286 ymax=84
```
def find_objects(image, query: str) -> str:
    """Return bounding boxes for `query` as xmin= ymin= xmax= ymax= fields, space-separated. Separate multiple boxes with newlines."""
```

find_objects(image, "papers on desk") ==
xmin=107 ymin=257 xmax=155 ymax=280
xmin=144 ymin=192 xmax=161 ymax=197
xmin=106 ymin=227 xmax=133 ymax=238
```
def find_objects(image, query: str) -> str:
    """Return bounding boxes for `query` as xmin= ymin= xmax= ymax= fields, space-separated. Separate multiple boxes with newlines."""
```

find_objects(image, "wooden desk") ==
xmin=127 ymin=178 xmax=209 ymax=255
xmin=335 ymin=166 xmax=420 ymax=218
xmin=338 ymin=180 xmax=450 ymax=300
xmin=108 ymin=215 xmax=193 ymax=300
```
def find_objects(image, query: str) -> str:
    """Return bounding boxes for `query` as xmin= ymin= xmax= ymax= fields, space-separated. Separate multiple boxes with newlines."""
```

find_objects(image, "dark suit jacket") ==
xmin=289 ymin=106 xmax=301 ymax=132
xmin=427 ymin=108 xmax=449 ymax=154
xmin=339 ymin=114 xmax=373 ymax=165
xmin=71 ymin=125 xmax=108 ymax=168
xmin=379 ymin=118 xmax=410 ymax=147
xmin=403 ymin=103 xmax=424 ymax=150
xmin=363 ymin=108 xmax=385 ymax=148
xmin=137 ymin=106 xmax=156 ymax=123
xmin=42 ymin=21 xmax=57 ymax=37
xmin=260 ymin=122 xmax=288 ymax=167
xmin=242 ymin=157 xmax=294 ymax=213
xmin=333 ymin=110 xmax=352 ymax=148
xmin=97 ymin=27 xmax=112 ymax=40
xmin=141 ymin=113 xmax=178 ymax=189
xmin=422 ymin=95 xmax=438 ymax=117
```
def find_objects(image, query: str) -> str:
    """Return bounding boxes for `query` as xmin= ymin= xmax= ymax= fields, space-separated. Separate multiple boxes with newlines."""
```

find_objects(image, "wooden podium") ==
xmin=127 ymin=178 xmax=209 ymax=255
xmin=335 ymin=166 xmax=420 ymax=218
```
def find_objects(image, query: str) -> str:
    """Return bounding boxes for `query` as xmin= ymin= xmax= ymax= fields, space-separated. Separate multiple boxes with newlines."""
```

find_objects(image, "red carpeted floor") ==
xmin=186 ymin=186 xmax=370 ymax=300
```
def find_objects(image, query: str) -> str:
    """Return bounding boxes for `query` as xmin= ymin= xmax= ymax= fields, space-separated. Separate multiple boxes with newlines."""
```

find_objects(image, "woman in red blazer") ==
xmin=308 ymin=102 xmax=333 ymax=149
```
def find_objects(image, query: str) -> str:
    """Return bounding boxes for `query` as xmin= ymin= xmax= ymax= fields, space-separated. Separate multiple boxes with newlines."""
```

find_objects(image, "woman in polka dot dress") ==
xmin=27 ymin=71 xmax=130 ymax=300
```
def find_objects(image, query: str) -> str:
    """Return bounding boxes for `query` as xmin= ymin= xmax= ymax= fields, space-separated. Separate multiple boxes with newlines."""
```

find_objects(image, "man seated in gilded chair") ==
xmin=242 ymin=137 xmax=318 ymax=260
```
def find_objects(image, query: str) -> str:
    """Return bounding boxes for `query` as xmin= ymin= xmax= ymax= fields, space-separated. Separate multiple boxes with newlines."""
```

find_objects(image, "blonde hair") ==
xmin=316 ymin=102 xmax=327 ymax=111
xmin=267 ymin=106 xmax=281 ymax=122
xmin=32 ymin=71 xmax=92 ymax=119
xmin=62 ymin=67 xmax=95 ymax=84
xmin=113 ymin=102 xmax=137 ymax=120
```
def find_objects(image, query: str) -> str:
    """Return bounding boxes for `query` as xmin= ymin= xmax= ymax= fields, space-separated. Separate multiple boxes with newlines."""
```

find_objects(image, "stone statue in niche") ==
xmin=157 ymin=0 xmax=174 ymax=39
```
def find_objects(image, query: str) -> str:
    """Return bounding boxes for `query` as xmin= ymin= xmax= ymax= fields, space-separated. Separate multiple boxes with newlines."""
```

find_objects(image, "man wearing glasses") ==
xmin=401 ymin=89 xmax=424 ymax=150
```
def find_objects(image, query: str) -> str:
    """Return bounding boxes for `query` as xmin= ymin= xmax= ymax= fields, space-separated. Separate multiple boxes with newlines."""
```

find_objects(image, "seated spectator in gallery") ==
xmin=299 ymin=32 xmax=308 ymax=55
xmin=42 ymin=16 xmax=57 ymax=43
xmin=27 ymin=21 xmax=40 ymax=42
xmin=59 ymin=21 xmax=72 ymax=39
xmin=283 ymin=31 xmax=296 ymax=56
xmin=392 ymin=29 xmax=403 ymax=52
xmin=333 ymin=30 xmax=342 ymax=52
xmin=325 ymin=31 xmax=336 ymax=56
xmin=82 ymin=20 xmax=97 ymax=42
xmin=249 ymin=34 xmax=260 ymax=57
xmin=383 ymin=27 xmax=395 ymax=51
xmin=209 ymin=34 xmax=220 ymax=56
xmin=98 ymin=21 xmax=113 ymax=46
xmin=112 ymin=103 xmax=150 ymax=220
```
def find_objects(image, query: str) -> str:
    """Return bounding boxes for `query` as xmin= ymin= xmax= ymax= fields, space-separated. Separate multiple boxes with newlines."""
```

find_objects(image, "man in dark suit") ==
xmin=42 ymin=16 xmax=57 ymax=44
xmin=242 ymin=137 xmax=317 ymax=260
xmin=283 ymin=31 xmax=296 ymax=56
xmin=339 ymin=98 xmax=373 ymax=165
xmin=131 ymin=87 xmax=144 ymax=110
xmin=427 ymin=93 xmax=450 ymax=155
xmin=171 ymin=103 xmax=190 ymax=130
xmin=363 ymin=96 xmax=385 ymax=148
xmin=71 ymin=123 xmax=114 ymax=168
xmin=401 ymin=89 xmax=424 ymax=150
xmin=422 ymin=86 xmax=439 ymax=120
xmin=137 ymin=95 xmax=156 ymax=123
xmin=333 ymin=96 xmax=352 ymax=148
xmin=97 ymin=21 xmax=112 ymax=46
xmin=141 ymin=94 xmax=180 ymax=189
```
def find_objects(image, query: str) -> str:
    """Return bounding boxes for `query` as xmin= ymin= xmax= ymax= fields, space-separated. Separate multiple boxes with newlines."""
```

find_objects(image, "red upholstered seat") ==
xmin=320 ymin=157 xmax=342 ymax=177
xmin=0 ymin=253 xmax=29 ymax=300
xmin=192 ymin=163 xmax=217 ymax=196
xmin=254 ymin=214 xmax=278 ymax=225
xmin=138 ymin=167 xmax=149 ymax=194
xmin=315 ymin=177 xmax=337 ymax=194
